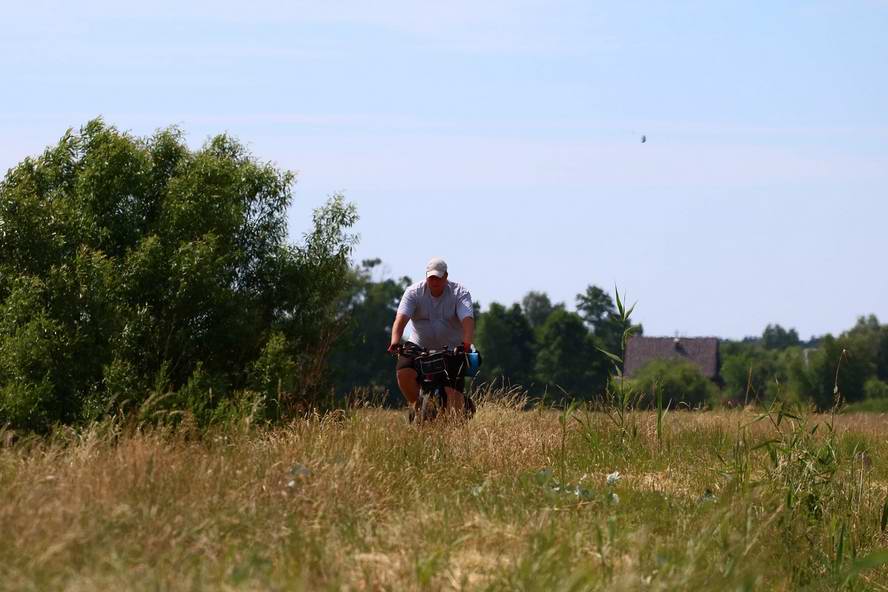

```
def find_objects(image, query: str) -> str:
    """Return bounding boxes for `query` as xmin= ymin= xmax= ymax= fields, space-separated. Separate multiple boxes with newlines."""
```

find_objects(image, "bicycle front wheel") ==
xmin=418 ymin=388 xmax=443 ymax=424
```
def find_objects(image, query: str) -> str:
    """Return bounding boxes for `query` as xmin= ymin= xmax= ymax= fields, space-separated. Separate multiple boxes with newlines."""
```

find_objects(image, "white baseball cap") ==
xmin=425 ymin=257 xmax=448 ymax=278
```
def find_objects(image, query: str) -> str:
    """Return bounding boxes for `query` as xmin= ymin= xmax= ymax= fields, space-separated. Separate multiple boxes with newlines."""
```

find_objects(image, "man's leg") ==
xmin=397 ymin=368 xmax=420 ymax=407
xmin=444 ymin=387 xmax=465 ymax=414
xmin=396 ymin=350 xmax=420 ymax=408
xmin=443 ymin=357 xmax=466 ymax=416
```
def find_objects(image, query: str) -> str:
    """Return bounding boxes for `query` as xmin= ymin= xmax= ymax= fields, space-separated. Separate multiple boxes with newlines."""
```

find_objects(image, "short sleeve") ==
xmin=397 ymin=286 xmax=417 ymax=318
xmin=455 ymin=287 xmax=474 ymax=321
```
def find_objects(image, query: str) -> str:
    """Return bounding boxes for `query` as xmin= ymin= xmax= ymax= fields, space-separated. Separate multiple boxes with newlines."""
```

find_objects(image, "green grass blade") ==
xmin=881 ymin=496 xmax=888 ymax=532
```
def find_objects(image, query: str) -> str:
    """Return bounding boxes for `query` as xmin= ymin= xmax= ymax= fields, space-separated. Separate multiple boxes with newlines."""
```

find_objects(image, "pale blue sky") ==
xmin=2 ymin=1 xmax=886 ymax=339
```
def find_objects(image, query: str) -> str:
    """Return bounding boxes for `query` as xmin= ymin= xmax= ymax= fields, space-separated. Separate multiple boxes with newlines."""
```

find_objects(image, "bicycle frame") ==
xmin=402 ymin=345 xmax=470 ymax=423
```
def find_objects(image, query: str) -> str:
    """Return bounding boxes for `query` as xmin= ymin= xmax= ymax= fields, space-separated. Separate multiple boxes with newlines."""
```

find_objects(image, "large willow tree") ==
xmin=0 ymin=119 xmax=357 ymax=430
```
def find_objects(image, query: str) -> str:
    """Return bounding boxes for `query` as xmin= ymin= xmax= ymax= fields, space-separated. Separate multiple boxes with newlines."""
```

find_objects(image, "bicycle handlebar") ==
xmin=389 ymin=344 xmax=471 ymax=357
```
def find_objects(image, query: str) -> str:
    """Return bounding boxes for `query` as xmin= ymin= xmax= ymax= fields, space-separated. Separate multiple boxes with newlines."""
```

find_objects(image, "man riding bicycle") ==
xmin=388 ymin=257 xmax=475 ymax=415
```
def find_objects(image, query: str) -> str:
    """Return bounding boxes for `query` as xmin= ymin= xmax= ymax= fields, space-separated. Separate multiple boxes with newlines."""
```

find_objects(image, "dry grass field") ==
xmin=2 ymin=395 xmax=888 ymax=591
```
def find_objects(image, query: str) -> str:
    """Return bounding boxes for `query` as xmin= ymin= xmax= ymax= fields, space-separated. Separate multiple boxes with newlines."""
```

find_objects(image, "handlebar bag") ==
xmin=417 ymin=354 xmax=447 ymax=376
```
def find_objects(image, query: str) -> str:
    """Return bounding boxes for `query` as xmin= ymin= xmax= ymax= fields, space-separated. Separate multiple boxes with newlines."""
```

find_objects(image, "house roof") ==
xmin=623 ymin=336 xmax=720 ymax=379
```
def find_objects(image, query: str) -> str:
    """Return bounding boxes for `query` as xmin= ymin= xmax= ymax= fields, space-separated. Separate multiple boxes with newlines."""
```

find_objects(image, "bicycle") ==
xmin=393 ymin=343 xmax=481 ymax=424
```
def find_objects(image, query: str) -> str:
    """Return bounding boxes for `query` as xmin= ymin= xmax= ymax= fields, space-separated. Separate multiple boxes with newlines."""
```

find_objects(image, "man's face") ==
xmin=427 ymin=274 xmax=446 ymax=293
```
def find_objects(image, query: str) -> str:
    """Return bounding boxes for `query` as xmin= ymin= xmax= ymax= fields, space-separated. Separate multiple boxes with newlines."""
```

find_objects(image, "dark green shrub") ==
xmin=631 ymin=359 xmax=718 ymax=409
xmin=864 ymin=377 xmax=888 ymax=400
xmin=787 ymin=334 xmax=873 ymax=409
xmin=720 ymin=346 xmax=777 ymax=403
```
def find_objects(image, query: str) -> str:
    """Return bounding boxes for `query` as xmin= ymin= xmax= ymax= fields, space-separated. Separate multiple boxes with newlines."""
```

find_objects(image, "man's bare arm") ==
xmin=389 ymin=313 xmax=411 ymax=351
xmin=462 ymin=316 xmax=475 ymax=349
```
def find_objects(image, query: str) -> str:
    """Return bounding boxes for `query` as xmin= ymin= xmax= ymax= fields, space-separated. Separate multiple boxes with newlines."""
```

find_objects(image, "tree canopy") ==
xmin=0 ymin=120 xmax=357 ymax=430
xmin=475 ymin=302 xmax=536 ymax=388
xmin=328 ymin=259 xmax=411 ymax=400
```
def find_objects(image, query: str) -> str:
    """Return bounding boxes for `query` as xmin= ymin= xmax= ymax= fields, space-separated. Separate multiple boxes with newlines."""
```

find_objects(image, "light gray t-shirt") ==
xmin=397 ymin=280 xmax=473 ymax=349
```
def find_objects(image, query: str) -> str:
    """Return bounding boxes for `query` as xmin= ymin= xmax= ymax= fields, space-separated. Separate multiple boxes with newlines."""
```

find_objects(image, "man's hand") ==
xmin=390 ymin=314 xmax=410 ymax=354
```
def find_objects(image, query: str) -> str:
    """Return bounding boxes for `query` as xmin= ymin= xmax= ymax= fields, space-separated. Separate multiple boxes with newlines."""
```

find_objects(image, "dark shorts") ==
xmin=396 ymin=343 xmax=466 ymax=392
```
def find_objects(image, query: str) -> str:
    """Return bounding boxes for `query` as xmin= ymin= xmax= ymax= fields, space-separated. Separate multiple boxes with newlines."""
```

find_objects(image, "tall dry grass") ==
xmin=2 ymin=394 xmax=888 ymax=590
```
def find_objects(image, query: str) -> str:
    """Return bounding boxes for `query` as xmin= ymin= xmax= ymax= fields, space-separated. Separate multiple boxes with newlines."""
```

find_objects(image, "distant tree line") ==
xmin=332 ymin=263 xmax=888 ymax=411
xmin=720 ymin=317 xmax=888 ymax=410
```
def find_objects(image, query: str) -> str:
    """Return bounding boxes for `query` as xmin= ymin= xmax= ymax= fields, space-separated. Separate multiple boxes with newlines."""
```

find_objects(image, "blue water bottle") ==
xmin=466 ymin=348 xmax=482 ymax=377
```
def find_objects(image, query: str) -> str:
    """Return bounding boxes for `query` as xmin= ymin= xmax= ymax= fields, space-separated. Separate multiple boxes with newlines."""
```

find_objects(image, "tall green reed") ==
xmin=597 ymin=287 xmax=641 ymax=446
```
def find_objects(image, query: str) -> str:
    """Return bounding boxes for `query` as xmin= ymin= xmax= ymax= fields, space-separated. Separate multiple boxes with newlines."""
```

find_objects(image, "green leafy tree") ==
xmin=783 ymin=316 xmax=885 ymax=408
xmin=521 ymin=291 xmax=563 ymax=330
xmin=631 ymin=359 xmax=718 ymax=408
xmin=576 ymin=284 xmax=643 ymax=357
xmin=787 ymin=334 xmax=874 ymax=409
xmin=328 ymin=260 xmax=411 ymax=398
xmin=534 ymin=309 xmax=604 ymax=400
xmin=0 ymin=119 xmax=357 ymax=430
xmin=475 ymin=302 xmax=536 ymax=387
xmin=762 ymin=324 xmax=800 ymax=350
xmin=576 ymin=285 xmax=613 ymax=327
xmin=864 ymin=377 xmax=888 ymax=400
xmin=719 ymin=342 xmax=779 ymax=403
xmin=842 ymin=315 xmax=888 ymax=381
xmin=0 ymin=277 xmax=66 ymax=427
xmin=877 ymin=327 xmax=888 ymax=382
